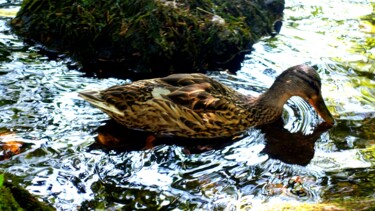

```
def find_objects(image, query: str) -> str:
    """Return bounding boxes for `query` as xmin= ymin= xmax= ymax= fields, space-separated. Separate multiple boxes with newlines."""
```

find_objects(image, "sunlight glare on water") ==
xmin=0 ymin=0 xmax=374 ymax=210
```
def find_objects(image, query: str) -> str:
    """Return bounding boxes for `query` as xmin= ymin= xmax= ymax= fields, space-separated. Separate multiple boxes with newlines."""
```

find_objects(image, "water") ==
xmin=0 ymin=0 xmax=374 ymax=210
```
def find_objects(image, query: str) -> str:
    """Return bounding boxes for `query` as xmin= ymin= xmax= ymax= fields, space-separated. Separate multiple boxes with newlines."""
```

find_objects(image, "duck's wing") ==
xmin=156 ymin=74 xmax=252 ymax=137
xmin=159 ymin=73 xmax=242 ymax=111
xmin=79 ymin=73 xmax=245 ymax=113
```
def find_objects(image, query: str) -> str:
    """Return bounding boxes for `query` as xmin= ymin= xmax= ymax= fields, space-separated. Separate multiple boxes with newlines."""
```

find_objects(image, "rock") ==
xmin=11 ymin=0 xmax=284 ymax=77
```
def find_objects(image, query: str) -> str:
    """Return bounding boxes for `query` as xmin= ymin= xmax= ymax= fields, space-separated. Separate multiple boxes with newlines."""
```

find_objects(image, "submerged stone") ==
xmin=11 ymin=0 xmax=284 ymax=77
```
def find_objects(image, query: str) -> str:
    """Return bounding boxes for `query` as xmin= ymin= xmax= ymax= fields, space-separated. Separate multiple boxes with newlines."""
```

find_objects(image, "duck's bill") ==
xmin=309 ymin=96 xmax=335 ymax=126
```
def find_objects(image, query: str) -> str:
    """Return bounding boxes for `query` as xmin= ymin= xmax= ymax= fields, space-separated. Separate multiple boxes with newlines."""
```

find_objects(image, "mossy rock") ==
xmin=0 ymin=173 xmax=55 ymax=211
xmin=11 ymin=0 xmax=284 ymax=77
xmin=0 ymin=186 xmax=22 ymax=211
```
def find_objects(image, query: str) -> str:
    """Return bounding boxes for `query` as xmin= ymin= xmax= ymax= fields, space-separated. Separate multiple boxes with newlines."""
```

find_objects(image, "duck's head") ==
xmin=270 ymin=64 xmax=335 ymax=126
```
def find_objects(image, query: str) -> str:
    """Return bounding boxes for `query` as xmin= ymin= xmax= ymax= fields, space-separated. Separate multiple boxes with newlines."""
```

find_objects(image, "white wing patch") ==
xmin=151 ymin=87 xmax=171 ymax=99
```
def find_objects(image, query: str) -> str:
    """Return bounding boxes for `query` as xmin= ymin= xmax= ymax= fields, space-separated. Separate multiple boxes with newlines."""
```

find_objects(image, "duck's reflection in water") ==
xmin=259 ymin=119 xmax=332 ymax=166
xmin=88 ymin=119 xmax=332 ymax=166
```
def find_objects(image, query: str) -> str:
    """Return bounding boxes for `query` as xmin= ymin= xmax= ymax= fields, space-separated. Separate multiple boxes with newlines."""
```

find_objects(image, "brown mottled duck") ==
xmin=79 ymin=64 xmax=334 ymax=139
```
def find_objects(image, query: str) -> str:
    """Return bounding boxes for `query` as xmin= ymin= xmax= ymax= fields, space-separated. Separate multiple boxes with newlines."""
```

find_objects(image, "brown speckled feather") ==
xmin=79 ymin=65 xmax=335 ymax=138
xmin=80 ymin=74 xmax=260 ymax=138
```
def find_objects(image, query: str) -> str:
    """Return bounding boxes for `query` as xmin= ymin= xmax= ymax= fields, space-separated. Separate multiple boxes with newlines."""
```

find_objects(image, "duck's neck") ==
xmin=259 ymin=83 xmax=291 ymax=108
xmin=247 ymin=84 xmax=291 ymax=125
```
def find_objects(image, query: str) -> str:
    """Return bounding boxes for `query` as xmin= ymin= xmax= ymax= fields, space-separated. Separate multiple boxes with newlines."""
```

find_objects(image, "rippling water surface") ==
xmin=0 ymin=0 xmax=374 ymax=210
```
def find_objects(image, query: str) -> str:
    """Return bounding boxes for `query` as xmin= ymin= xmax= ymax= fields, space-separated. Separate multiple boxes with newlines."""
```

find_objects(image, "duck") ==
xmin=79 ymin=64 xmax=334 ymax=139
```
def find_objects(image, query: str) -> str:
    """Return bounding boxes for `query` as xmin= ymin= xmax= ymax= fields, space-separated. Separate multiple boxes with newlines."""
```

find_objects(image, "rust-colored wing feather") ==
xmin=160 ymin=74 xmax=245 ymax=111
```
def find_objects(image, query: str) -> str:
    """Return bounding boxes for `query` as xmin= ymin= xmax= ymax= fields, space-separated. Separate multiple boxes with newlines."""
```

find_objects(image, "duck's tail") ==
xmin=78 ymin=90 xmax=102 ymax=103
xmin=78 ymin=90 xmax=125 ymax=117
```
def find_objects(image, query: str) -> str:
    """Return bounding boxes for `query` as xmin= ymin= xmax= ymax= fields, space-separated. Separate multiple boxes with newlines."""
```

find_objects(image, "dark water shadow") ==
xmin=88 ymin=119 xmax=332 ymax=166
xmin=33 ymin=47 xmax=245 ymax=81
xmin=259 ymin=119 xmax=332 ymax=166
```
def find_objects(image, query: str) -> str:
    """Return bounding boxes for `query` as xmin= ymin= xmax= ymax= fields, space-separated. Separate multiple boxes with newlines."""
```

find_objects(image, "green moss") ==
xmin=0 ymin=186 xmax=23 ymax=211
xmin=11 ymin=0 xmax=284 ymax=76
xmin=326 ymin=198 xmax=375 ymax=211
xmin=0 ymin=173 xmax=55 ymax=211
